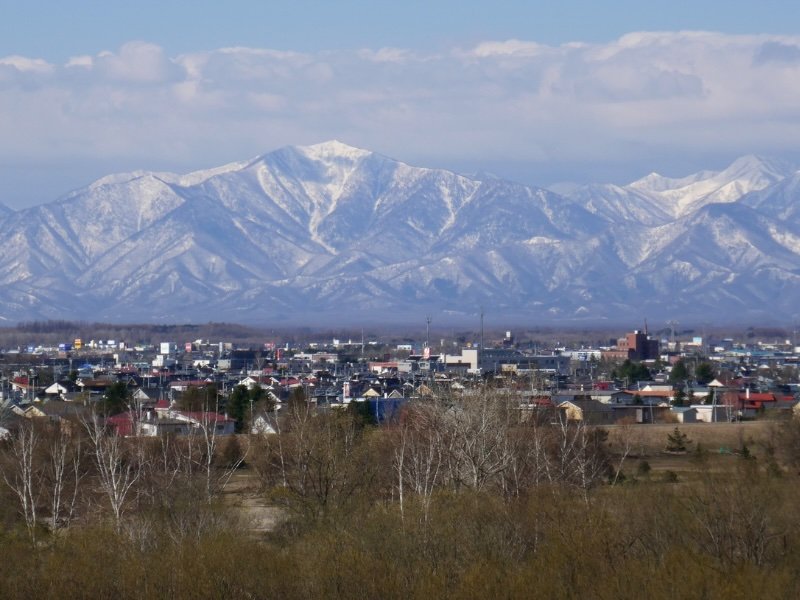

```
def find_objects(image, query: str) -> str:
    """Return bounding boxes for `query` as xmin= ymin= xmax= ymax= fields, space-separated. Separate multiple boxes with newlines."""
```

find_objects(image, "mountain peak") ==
xmin=722 ymin=154 xmax=791 ymax=180
xmin=627 ymin=171 xmax=671 ymax=192
xmin=296 ymin=140 xmax=372 ymax=162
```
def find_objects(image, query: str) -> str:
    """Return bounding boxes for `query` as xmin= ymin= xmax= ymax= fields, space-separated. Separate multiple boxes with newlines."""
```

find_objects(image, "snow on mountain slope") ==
xmin=741 ymin=170 xmax=800 ymax=225
xmin=627 ymin=155 xmax=791 ymax=218
xmin=562 ymin=183 xmax=673 ymax=226
xmin=621 ymin=202 xmax=800 ymax=318
xmin=0 ymin=143 xmax=798 ymax=323
xmin=0 ymin=209 xmax=89 ymax=284
xmin=432 ymin=179 xmax=606 ymax=255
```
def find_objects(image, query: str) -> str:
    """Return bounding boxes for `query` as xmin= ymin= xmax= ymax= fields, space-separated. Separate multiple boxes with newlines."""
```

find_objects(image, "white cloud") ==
xmin=94 ymin=41 xmax=181 ymax=84
xmin=2 ymin=32 xmax=800 ymax=205
xmin=65 ymin=55 xmax=93 ymax=69
xmin=357 ymin=47 xmax=413 ymax=63
xmin=466 ymin=39 xmax=545 ymax=58
xmin=0 ymin=55 xmax=54 ymax=73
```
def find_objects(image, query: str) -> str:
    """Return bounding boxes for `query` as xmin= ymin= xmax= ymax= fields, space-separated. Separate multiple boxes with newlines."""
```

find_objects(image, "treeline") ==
xmin=2 ymin=478 xmax=797 ymax=599
xmin=0 ymin=320 xmax=270 ymax=347
xmin=2 ymin=394 xmax=800 ymax=597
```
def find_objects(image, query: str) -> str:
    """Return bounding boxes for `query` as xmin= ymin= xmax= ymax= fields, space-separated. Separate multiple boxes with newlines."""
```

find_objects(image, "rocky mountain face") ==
xmin=0 ymin=141 xmax=798 ymax=325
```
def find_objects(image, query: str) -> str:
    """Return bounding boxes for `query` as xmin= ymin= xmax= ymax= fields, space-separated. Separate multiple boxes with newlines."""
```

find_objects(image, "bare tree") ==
xmin=449 ymin=390 xmax=516 ymax=491
xmin=393 ymin=402 xmax=446 ymax=523
xmin=83 ymin=414 xmax=144 ymax=529
xmin=542 ymin=414 xmax=610 ymax=501
xmin=570 ymin=421 xmax=611 ymax=500
xmin=500 ymin=416 xmax=550 ymax=497
xmin=181 ymin=394 xmax=248 ymax=503
xmin=256 ymin=401 xmax=368 ymax=521
xmin=685 ymin=465 xmax=788 ymax=566
xmin=0 ymin=397 xmax=13 ymax=433
xmin=2 ymin=422 xmax=41 ymax=542
xmin=44 ymin=423 xmax=84 ymax=530
xmin=390 ymin=390 xmax=611 ymax=510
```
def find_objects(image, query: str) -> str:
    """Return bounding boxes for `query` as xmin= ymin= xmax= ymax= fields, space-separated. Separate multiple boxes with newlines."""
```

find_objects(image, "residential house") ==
xmin=557 ymin=399 xmax=614 ymax=424
xmin=44 ymin=381 xmax=79 ymax=400
xmin=671 ymin=406 xmax=699 ymax=423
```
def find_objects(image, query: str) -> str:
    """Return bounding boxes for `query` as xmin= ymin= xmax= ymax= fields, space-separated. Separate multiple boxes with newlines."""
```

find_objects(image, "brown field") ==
xmin=606 ymin=420 xmax=773 ymax=454
xmin=604 ymin=420 xmax=779 ymax=477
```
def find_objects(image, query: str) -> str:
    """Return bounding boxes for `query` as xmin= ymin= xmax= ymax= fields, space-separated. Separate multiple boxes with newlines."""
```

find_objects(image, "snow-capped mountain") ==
xmin=0 ymin=141 xmax=798 ymax=324
xmin=626 ymin=155 xmax=792 ymax=219
xmin=564 ymin=155 xmax=794 ymax=226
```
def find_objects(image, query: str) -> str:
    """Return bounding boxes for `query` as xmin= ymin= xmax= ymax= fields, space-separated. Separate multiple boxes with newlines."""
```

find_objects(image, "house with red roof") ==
xmin=106 ymin=406 xmax=235 ymax=437
xmin=734 ymin=390 xmax=797 ymax=418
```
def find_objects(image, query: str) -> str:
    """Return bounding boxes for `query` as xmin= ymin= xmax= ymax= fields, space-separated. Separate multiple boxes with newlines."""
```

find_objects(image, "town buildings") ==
xmin=0 ymin=326 xmax=797 ymax=435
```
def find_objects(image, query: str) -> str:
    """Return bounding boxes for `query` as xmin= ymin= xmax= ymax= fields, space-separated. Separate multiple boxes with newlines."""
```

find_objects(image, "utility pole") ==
xmin=425 ymin=316 xmax=431 ymax=350
xmin=479 ymin=307 xmax=484 ymax=374
xmin=479 ymin=306 xmax=484 ymax=350
xmin=711 ymin=386 xmax=716 ymax=423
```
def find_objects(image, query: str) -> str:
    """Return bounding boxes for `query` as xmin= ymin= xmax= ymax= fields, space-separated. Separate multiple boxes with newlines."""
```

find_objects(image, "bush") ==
xmin=661 ymin=470 xmax=679 ymax=483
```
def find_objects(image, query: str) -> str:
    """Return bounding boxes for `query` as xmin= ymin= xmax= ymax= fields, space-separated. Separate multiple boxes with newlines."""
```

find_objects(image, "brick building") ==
xmin=603 ymin=330 xmax=660 ymax=361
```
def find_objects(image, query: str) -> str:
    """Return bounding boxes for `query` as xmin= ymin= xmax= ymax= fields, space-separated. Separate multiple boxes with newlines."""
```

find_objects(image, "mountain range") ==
xmin=0 ymin=141 xmax=798 ymax=325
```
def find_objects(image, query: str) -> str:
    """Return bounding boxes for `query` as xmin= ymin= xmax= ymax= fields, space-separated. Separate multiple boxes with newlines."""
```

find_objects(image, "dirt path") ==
xmin=221 ymin=469 xmax=285 ymax=534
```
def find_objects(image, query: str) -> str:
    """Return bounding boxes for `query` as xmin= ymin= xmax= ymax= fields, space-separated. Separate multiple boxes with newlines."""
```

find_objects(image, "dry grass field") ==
xmin=606 ymin=420 xmax=773 ymax=454
xmin=605 ymin=420 xmax=779 ymax=478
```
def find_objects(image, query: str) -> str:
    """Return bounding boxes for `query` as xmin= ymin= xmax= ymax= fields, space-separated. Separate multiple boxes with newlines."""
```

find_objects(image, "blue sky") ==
xmin=1 ymin=1 xmax=800 ymax=207
xmin=3 ymin=1 xmax=798 ymax=58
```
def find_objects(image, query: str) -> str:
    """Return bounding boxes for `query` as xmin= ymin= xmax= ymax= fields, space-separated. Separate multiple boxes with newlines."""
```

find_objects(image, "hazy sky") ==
xmin=2 ymin=1 xmax=800 ymax=207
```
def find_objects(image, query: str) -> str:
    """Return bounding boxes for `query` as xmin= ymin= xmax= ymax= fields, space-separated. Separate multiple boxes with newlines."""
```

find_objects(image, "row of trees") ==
xmin=5 ymin=389 xmax=800 ymax=597
xmin=0 ymin=413 xmax=246 ymax=544
xmin=252 ymin=392 xmax=614 ymax=526
xmin=2 ymin=434 xmax=799 ymax=597
xmin=611 ymin=357 xmax=717 ymax=385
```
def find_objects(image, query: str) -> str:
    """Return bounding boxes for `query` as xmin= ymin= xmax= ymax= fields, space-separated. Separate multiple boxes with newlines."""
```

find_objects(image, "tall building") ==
xmin=604 ymin=330 xmax=660 ymax=361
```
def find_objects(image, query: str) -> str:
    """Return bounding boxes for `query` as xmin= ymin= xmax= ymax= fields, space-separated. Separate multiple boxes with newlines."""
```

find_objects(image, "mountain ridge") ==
xmin=0 ymin=142 xmax=797 ymax=325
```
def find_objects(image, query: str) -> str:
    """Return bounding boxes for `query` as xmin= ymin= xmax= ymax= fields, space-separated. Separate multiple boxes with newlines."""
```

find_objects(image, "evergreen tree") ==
xmin=613 ymin=359 xmax=651 ymax=384
xmin=288 ymin=385 xmax=306 ymax=407
xmin=672 ymin=387 xmax=687 ymax=407
xmin=669 ymin=359 xmax=689 ymax=384
xmin=227 ymin=385 xmax=251 ymax=433
xmin=695 ymin=362 xmax=715 ymax=385
xmin=100 ymin=381 xmax=130 ymax=415
xmin=666 ymin=427 xmax=691 ymax=452
xmin=177 ymin=384 xmax=218 ymax=412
